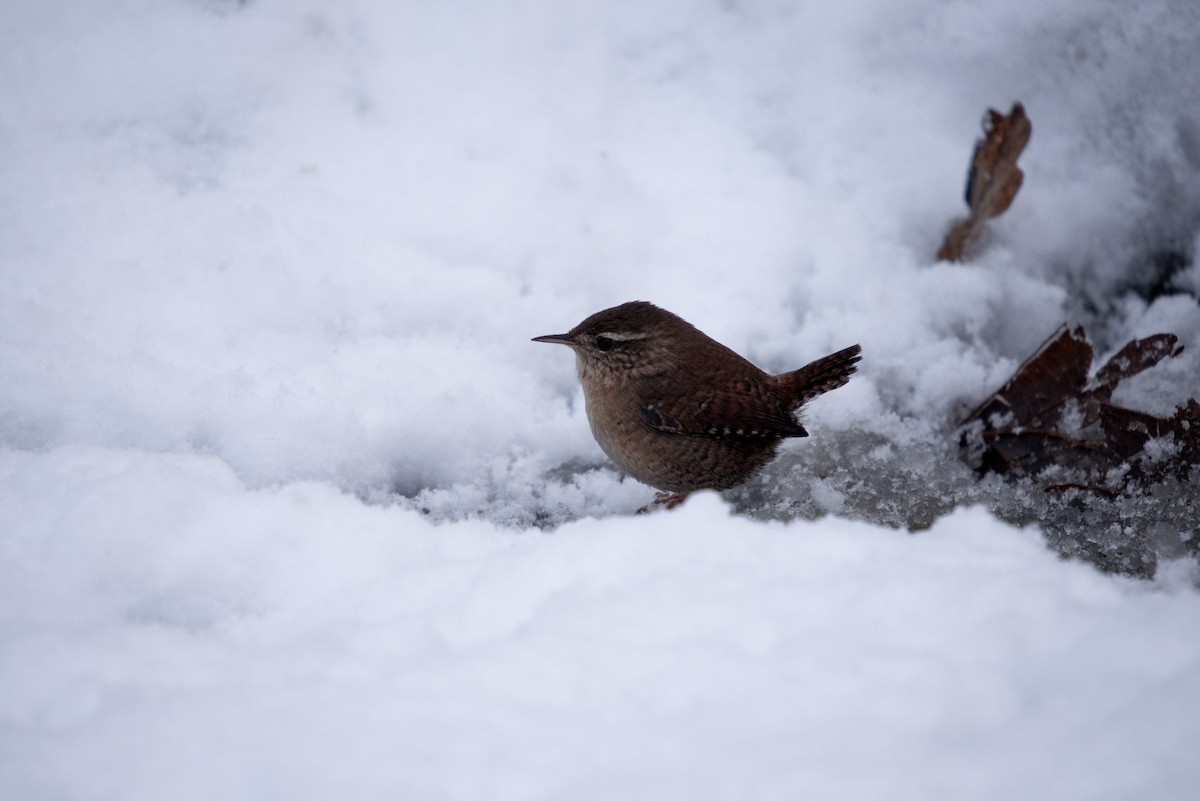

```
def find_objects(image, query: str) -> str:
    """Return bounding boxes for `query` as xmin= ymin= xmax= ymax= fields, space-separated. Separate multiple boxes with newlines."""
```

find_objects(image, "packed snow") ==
xmin=2 ymin=1 xmax=1199 ymax=799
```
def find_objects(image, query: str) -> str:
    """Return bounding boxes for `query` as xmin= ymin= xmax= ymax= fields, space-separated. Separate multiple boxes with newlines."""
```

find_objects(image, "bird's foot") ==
xmin=636 ymin=491 xmax=689 ymax=514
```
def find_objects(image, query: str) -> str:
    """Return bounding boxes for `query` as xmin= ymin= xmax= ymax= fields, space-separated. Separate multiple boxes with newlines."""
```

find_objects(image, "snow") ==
xmin=2 ymin=0 xmax=1199 ymax=798
xmin=4 ymin=449 xmax=1200 ymax=800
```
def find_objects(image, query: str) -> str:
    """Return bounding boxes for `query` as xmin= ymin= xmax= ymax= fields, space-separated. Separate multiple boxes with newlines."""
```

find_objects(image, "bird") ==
xmin=533 ymin=301 xmax=861 ymax=507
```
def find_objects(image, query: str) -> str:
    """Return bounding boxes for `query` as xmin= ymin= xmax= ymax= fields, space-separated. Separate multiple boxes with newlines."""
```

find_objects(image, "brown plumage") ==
xmin=533 ymin=301 xmax=861 ymax=496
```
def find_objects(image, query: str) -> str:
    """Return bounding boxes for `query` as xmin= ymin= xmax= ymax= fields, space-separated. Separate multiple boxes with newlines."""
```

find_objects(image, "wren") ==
xmin=534 ymin=301 xmax=861 ymax=502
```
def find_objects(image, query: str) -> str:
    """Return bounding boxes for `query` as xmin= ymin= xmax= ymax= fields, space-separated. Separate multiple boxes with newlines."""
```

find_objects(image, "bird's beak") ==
xmin=532 ymin=333 xmax=575 ymax=346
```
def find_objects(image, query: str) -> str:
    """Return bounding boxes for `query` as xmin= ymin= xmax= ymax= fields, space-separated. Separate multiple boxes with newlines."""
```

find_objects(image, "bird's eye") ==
xmin=595 ymin=336 xmax=616 ymax=352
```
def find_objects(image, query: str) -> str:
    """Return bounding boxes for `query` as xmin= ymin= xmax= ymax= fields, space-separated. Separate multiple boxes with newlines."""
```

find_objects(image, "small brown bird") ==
xmin=534 ymin=301 xmax=861 ymax=505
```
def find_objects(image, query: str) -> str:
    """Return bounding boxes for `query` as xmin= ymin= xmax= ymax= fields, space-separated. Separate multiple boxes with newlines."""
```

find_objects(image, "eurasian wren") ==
xmin=534 ymin=301 xmax=861 ymax=498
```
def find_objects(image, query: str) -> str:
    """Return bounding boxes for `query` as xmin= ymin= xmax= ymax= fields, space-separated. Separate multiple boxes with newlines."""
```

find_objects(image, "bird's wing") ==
xmin=637 ymin=371 xmax=807 ymax=439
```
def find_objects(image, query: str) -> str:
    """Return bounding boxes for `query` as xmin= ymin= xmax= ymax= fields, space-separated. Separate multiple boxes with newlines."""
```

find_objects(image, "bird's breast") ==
xmin=580 ymin=377 xmax=640 ymax=468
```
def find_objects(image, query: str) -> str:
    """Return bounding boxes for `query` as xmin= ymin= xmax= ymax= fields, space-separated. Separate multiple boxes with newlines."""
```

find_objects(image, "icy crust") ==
xmin=734 ymin=427 xmax=1198 ymax=579
xmin=401 ymin=417 xmax=1197 ymax=578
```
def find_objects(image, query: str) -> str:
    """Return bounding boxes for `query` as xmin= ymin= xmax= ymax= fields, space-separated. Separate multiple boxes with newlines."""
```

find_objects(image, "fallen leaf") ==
xmin=961 ymin=325 xmax=1197 ymax=491
xmin=938 ymin=103 xmax=1032 ymax=262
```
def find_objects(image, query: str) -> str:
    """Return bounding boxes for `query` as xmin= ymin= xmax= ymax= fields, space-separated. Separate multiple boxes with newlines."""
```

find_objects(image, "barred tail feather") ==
xmin=776 ymin=345 xmax=862 ymax=407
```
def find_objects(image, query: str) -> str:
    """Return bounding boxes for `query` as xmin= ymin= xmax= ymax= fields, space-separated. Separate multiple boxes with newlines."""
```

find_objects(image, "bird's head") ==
xmin=533 ymin=301 xmax=693 ymax=384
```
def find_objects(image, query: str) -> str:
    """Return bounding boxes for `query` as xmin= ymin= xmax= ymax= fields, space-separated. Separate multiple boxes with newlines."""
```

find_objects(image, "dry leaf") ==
xmin=938 ymin=103 xmax=1032 ymax=262
xmin=961 ymin=325 xmax=1197 ymax=490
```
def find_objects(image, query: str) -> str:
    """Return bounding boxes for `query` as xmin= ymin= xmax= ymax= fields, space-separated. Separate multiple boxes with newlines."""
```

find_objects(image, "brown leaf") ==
xmin=1089 ymin=334 xmax=1183 ymax=400
xmin=964 ymin=325 xmax=1090 ymax=430
xmin=938 ymin=103 xmax=1032 ymax=262
xmin=937 ymin=219 xmax=978 ymax=264
xmin=961 ymin=325 xmax=1197 ymax=490
xmin=1100 ymin=399 xmax=1200 ymax=481
xmin=965 ymin=105 xmax=1031 ymax=217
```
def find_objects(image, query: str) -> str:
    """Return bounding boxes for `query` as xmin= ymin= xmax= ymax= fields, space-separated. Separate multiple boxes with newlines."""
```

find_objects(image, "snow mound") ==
xmin=2 ymin=447 xmax=1199 ymax=800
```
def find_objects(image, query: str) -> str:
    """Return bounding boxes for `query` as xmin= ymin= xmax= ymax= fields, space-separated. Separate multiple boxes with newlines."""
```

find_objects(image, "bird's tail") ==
xmin=775 ymin=345 xmax=862 ymax=407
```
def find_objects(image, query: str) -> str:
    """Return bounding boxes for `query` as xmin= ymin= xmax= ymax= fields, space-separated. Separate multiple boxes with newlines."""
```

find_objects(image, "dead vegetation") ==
xmin=938 ymin=103 xmax=1032 ymax=262
xmin=931 ymin=103 xmax=1198 ymax=576
xmin=960 ymin=326 xmax=1198 ymax=492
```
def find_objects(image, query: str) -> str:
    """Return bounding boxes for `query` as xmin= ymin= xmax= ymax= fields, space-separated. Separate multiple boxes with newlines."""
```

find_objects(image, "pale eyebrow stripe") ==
xmin=599 ymin=330 xmax=651 ymax=341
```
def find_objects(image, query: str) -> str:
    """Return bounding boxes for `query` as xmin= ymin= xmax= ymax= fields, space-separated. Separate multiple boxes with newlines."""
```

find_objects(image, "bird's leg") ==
xmin=636 ymin=491 xmax=689 ymax=514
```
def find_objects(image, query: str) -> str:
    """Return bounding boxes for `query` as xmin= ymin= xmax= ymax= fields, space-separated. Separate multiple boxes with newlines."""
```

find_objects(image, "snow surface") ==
xmin=3 ymin=0 xmax=1200 ymax=798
